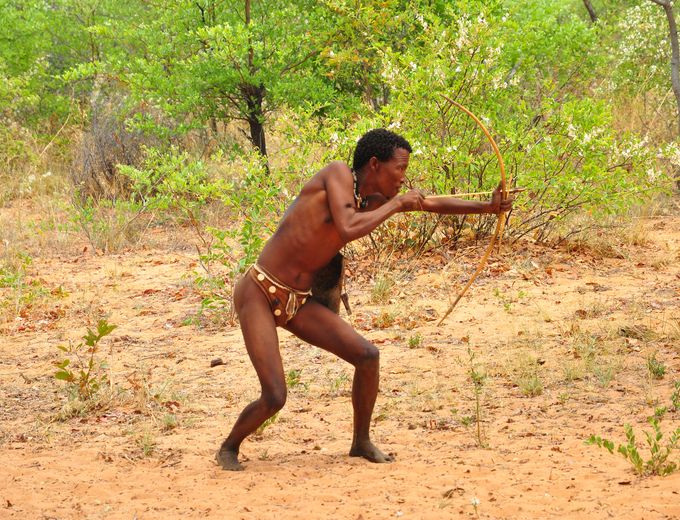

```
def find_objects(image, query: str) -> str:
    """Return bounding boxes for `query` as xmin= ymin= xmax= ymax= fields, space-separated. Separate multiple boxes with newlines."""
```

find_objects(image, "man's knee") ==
xmin=262 ymin=385 xmax=287 ymax=412
xmin=355 ymin=340 xmax=379 ymax=367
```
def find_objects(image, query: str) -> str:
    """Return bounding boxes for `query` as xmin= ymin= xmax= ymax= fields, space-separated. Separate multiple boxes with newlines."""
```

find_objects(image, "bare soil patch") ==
xmin=1 ymin=206 xmax=679 ymax=519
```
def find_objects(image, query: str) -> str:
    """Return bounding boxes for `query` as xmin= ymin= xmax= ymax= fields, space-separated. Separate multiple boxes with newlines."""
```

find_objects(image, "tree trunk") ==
xmin=583 ymin=0 xmax=598 ymax=23
xmin=651 ymin=0 xmax=680 ymax=138
xmin=243 ymin=84 xmax=267 ymax=157
xmin=242 ymin=0 xmax=268 ymax=160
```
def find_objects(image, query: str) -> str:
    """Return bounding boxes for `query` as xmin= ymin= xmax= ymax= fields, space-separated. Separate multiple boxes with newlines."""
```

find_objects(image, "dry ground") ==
xmin=1 ymin=200 xmax=679 ymax=519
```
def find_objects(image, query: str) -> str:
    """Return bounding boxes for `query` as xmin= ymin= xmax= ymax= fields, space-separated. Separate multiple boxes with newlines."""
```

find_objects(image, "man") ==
xmin=216 ymin=128 xmax=513 ymax=470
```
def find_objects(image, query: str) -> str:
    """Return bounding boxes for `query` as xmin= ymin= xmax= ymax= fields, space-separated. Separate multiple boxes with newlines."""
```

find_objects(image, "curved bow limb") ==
xmin=437 ymin=95 xmax=512 ymax=326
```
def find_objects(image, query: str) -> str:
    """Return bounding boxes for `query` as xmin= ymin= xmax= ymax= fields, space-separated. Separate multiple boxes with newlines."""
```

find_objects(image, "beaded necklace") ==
xmin=351 ymin=169 xmax=367 ymax=209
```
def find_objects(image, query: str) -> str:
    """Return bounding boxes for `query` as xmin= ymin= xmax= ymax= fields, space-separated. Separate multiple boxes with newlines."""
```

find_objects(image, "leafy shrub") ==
xmin=647 ymin=354 xmax=667 ymax=380
xmin=0 ymin=250 xmax=49 ymax=324
xmin=72 ymin=99 xmax=148 ymax=199
xmin=72 ymin=196 xmax=152 ymax=253
xmin=587 ymin=418 xmax=680 ymax=476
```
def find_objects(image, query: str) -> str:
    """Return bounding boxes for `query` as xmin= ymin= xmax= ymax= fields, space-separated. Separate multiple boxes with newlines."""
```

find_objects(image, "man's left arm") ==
xmin=421 ymin=185 xmax=513 ymax=215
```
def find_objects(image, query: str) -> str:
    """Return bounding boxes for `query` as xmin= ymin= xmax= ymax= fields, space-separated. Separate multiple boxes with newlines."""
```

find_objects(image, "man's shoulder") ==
xmin=320 ymin=161 xmax=352 ymax=181
xmin=324 ymin=160 xmax=351 ymax=173
xmin=300 ymin=161 xmax=350 ymax=195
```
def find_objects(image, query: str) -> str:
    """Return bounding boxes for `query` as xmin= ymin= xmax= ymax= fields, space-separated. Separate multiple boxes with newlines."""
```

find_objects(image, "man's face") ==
xmin=375 ymin=147 xmax=410 ymax=199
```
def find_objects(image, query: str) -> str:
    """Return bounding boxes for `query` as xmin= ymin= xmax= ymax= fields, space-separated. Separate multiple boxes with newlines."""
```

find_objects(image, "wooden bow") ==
xmin=437 ymin=95 xmax=511 ymax=326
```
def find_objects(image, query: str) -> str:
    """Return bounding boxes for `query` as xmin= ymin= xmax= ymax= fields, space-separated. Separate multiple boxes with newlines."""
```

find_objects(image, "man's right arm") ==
xmin=324 ymin=163 xmax=423 ymax=243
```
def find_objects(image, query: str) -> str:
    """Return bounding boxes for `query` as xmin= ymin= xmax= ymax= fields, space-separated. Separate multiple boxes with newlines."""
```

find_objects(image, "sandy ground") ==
xmin=1 ymin=205 xmax=679 ymax=519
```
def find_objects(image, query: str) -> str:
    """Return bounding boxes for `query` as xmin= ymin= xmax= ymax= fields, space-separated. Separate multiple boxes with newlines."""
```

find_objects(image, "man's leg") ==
xmin=285 ymin=301 xmax=393 ymax=463
xmin=217 ymin=276 xmax=286 ymax=471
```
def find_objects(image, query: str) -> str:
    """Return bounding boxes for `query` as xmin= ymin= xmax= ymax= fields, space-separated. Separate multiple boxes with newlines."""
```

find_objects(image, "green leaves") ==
xmin=587 ymin=418 xmax=680 ymax=477
xmin=83 ymin=320 xmax=118 ymax=347
xmin=53 ymin=319 xmax=116 ymax=401
xmin=586 ymin=434 xmax=615 ymax=453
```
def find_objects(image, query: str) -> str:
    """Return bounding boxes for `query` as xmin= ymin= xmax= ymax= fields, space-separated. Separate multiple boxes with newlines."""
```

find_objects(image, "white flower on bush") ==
xmin=455 ymin=18 xmax=470 ymax=49
xmin=659 ymin=142 xmax=680 ymax=166
xmin=567 ymin=124 xmax=577 ymax=139
xmin=415 ymin=13 xmax=428 ymax=30
xmin=492 ymin=77 xmax=508 ymax=89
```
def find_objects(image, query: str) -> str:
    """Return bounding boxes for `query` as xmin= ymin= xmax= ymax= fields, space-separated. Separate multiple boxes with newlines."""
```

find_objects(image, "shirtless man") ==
xmin=216 ymin=128 xmax=513 ymax=470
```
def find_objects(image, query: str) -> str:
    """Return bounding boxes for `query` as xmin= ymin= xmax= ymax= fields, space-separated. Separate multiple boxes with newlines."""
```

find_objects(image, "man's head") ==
xmin=352 ymin=129 xmax=412 ymax=171
xmin=352 ymin=129 xmax=412 ymax=199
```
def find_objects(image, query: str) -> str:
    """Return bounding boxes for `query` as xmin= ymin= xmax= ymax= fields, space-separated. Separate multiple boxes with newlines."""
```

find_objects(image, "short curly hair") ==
xmin=352 ymin=129 xmax=412 ymax=171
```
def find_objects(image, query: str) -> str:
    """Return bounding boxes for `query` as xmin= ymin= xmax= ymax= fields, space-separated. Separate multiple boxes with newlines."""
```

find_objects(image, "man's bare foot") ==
xmin=215 ymin=447 xmax=244 ymax=471
xmin=349 ymin=440 xmax=395 ymax=463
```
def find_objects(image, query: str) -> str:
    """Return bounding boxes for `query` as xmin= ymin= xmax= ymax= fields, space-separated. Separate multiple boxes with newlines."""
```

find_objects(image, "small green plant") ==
xmin=0 ymin=251 xmax=31 ymax=287
xmin=470 ymin=497 xmax=481 ymax=518
xmin=286 ymin=369 xmax=308 ymax=390
xmin=587 ymin=418 xmax=680 ymax=476
xmin=563 ymin=360 xmax=585 ymax=382
xmin=460 ymin=415 xmax=475 ymax=427
xmin=255 ymin=412 xmax=279 ymax=435
xmin=573 ymin=334 xmax=599 ymax=366
xmin=512 ymin=353 xmax=544 ymax=397
xmin=258 ymin=449 xmax=271 ymax=461
xmin=54 ymin=319 xmax=117 ymax=400
xmin=373 ymin=310 xmax=396 ymax=329
xmin=0 ymin=250 xmax=49 ymax=323
xmin=162 ymin=413 xmax=178 ymax=431
xmin=177 ymin=270 xmax=234 ymax=329
xmin=370 ymin=276 xmax=394 ymax=304
xmin=72 ymin=196 xmax=152 ymax=253
xmin=492 ymin=288 xmax=526 ymax=313
xmin=408 ymin=333 xmax=423 ymax=349
xmin=327 ymin=371 xmax=351 ymax=396
xmin=137 ymin=432 xmax=157 ymax=457
xmin=671 ymin=381 xmax=680 ymax=411
xmin=647 ymin=354 xmax=666 ymax=380
xmin=653 ymin=407 xmax=668 ymax=421
xmin=467 ymin=348 xmax=487 ymax=447
xmin=593 ymin=361 xmax=618 ymax=388
xmin=518 ymin=374 xmax=543 ymax=397
xmin=557 ymin=392 xmax=571 ymax=404
xmin=493 ymin=288 xmax=512 ymax=312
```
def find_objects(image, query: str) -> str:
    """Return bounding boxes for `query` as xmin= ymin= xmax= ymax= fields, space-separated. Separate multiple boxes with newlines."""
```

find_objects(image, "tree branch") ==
xmin=650 ymin=0 xmax=680 ymax=136
xmin=583 ymin=0 xmax=598 ymax=22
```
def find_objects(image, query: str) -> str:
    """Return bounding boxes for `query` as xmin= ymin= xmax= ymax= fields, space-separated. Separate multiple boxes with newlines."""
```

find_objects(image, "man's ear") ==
xmin=368 ymin=156 xmax=380 ymax=172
